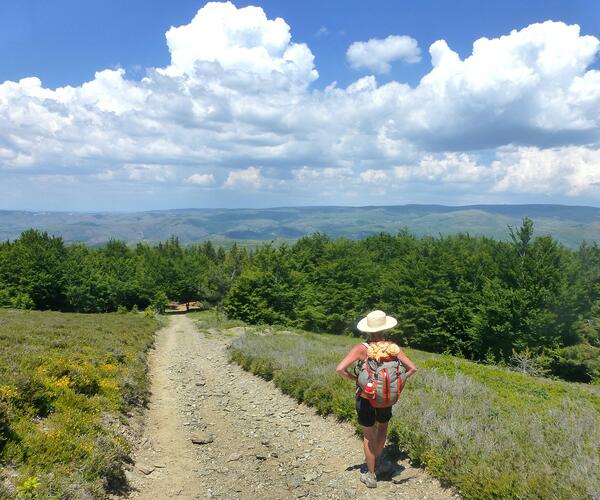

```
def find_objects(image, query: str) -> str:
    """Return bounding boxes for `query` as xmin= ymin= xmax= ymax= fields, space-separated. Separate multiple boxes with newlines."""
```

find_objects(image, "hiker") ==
xmin=335 ymin=310 xmax=417 ymax=488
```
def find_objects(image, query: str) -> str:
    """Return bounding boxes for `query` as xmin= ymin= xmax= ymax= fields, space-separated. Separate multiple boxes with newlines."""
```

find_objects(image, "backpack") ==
xmin=356 ymin=341 xmax=406 ymax=408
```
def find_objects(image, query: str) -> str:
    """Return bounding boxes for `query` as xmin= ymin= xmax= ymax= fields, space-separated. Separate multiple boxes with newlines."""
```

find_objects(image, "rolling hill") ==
xmin=0 ymin=204 xmax=598 ymax=248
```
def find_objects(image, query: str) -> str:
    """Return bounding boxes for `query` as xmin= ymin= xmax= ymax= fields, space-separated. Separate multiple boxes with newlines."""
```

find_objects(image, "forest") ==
xmin=1 ymin=219 xmax=599 ymax=383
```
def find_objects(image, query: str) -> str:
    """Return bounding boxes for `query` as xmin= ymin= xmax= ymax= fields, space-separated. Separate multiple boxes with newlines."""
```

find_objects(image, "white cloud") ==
xmin=224 ymin=166 xmax=262 ymax=188
xmin=0 ymin=2 xmax=599 ymax=208
xmin=125 ymin=164 xmax=175 ymax=183
xmin=359 ymin=169 xmax=389 ymax=184
xmin=492 ymin=146 xmax=600 ymax=195
xmin=293 ymin=166 xmax=353 ymax=183
xmin=315 ymin=26 xmax=330 ymax=38
xmin=186 ymin=173 xmax=216 ymax=186
xmin=93 ymin=170 xmax=115 ymax=181
xmin=394 ymin=153 xmax=488 ymax=183
xmin=159 ymin=1 xmax=317 ymax=88
xmin=347 ymin=35 xmax=421 ymax=73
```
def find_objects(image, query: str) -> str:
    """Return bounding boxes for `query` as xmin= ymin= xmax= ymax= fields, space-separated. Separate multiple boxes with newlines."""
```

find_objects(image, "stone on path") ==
xmin=191 ymin=433 xmax=214 ymax=445
xmin=137 ymin=463 xmax=155 ymax=475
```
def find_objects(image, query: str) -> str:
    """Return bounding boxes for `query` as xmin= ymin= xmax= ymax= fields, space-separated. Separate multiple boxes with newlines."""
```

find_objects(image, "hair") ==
xmin=367 ymin=330 xmax=387 ymax=342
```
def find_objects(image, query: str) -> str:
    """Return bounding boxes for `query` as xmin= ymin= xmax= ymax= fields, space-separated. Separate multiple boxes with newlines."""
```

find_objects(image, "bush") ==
xmin=10 ymin=293 xmax=35 ymax=310
xmin=0 ymin=401 xmax=10 ymax=451
xmin=551 ymin=344 xmax=600 ymax=382
xmin=150 ymin=291 xmax=168 ymax=314
xmin=0 ymin=310 xmax=158 ymax=497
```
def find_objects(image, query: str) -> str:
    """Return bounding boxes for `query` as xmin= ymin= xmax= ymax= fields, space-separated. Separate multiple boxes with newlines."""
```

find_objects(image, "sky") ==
xmin=1 ymin=0 xmax=599 ymax=211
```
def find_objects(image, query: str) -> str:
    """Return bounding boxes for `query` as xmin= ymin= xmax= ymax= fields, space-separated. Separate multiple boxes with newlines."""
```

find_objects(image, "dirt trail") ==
xmin=126 ymin=315 xmax=459 ymax=499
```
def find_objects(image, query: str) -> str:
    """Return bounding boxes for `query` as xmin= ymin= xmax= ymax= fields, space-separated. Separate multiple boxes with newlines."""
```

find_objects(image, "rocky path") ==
xmin=126 ymin=315 xmax=459 ymax=499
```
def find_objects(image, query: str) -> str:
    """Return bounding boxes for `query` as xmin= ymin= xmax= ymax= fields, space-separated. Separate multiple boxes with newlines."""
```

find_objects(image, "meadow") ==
xmin=0 ymin=309 xmax=158 ymax=499
xmin=229 ymin=327 xmax=600 ymax=500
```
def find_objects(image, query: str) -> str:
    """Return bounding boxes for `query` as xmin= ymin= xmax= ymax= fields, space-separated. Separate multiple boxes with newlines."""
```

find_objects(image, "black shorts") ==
xmin=355 ymin=394 xmax=392 ymax=427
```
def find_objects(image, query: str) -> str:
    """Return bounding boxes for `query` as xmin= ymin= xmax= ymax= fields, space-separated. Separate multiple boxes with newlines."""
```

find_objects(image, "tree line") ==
xmin=0 ymin=230 xmax=246 ymax=313
xmin=1 ymin=220 xmax=598 ymax=382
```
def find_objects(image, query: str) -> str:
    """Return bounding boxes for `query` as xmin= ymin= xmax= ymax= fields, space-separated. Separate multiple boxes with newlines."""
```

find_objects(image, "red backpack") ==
xmin=356 ymin=342 xmax=406 ymax=408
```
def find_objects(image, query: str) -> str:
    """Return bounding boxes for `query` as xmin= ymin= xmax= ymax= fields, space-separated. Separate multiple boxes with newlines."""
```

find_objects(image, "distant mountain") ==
xmin=0 ymin=204 xmax=598 ymax=248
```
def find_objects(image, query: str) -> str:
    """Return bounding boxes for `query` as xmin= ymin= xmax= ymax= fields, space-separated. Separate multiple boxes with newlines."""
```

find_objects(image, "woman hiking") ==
xmin=336 ymin=310 xmax=417 ymax=488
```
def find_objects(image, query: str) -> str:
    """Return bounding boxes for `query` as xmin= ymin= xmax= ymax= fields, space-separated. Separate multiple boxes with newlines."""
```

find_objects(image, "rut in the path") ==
xmin=126 ymin=315 xmax=460 ymax=500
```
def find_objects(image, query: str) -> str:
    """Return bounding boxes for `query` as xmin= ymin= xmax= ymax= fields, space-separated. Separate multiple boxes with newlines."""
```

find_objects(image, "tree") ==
xmin=4 ymin=230 xmax=66 ymax=310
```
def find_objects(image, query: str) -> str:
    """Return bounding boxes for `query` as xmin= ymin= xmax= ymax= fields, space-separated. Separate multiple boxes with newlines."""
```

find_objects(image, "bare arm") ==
xmin=398 ymin=349 xmax=418 ymax=379
xmin=335 ymin=344 xmax=365 ymax=382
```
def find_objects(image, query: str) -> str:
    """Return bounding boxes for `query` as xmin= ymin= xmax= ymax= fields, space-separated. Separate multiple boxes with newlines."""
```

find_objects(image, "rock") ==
xmin=154 ymin=463 xmax=167 ymax=468
xmin=392 ymin=468 xmax=419 ymax=484
xmin=303 ymin=471 xmax=320 ymax=482
xmin=191 ymin=434 xmax=214 ymax=445
xmin=260 ymin=438 xmax=270 ymax=446
xmin=227 ymin=452 xmax=242 ymax=462
xmin=255 ymin=452 xmax=268 ymax=460
xmin=287 ymin=477 xmax=303 ymax=489
xmin=137 ymin=463 xmax=155 ymax=475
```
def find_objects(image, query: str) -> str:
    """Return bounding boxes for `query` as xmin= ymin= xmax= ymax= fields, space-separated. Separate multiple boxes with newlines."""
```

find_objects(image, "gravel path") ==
xmin=127 ymin=315 xmax=459 ymax=499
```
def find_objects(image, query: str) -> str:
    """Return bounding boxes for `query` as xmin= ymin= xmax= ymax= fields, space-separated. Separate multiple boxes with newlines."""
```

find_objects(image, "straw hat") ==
xmin=357 ymin=310 xmax=397 ymax=333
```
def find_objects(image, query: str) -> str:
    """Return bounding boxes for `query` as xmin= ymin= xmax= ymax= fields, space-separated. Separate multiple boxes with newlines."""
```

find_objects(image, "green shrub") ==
xmin=150 ymin=291 xmax=168 ymax=314
xmin=0 ymin=288 xmax=11 ymax=307
xmin=0 ymin=401 xmax=10 ymax=451
xmin=116 ymin=305 xmax=128 ymax=314
xmin=0 ymin=310 xmax=158 ymax=497
xmin=551 ymin=344 xmax=600 ymax=382
xmin=10 ymin=293 xmax=35 ymax=310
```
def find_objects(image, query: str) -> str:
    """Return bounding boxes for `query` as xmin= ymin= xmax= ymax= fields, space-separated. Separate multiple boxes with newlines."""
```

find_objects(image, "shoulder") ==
xmin=348 ymin=343 xmax=367 ymax=357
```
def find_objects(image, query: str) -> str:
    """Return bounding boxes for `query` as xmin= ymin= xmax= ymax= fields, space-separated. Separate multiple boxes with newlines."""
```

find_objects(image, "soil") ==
xmin=126 ymin=315 xmax=460 ymax=499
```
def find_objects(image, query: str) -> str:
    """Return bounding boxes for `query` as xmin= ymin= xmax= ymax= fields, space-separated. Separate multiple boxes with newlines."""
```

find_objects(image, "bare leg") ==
xmin=375 ymin=421 xmax=389 ymax=464
xmin=362 ymin=426 xmax=378 ymax=473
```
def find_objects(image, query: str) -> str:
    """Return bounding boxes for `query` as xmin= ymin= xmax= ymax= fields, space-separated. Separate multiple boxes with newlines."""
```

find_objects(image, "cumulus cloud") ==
xmin=359 ymin=169 xmax=389 ymax=184
xmin=492 ymin=146 xmax=600 ymax=195
xmin=125 ymin=164 xmax=175 ymax=183
xmin=0 ymin=1 xmax=599 ymax=208
xmin=394 ymin=153 xmax=488 ymax=183
xmin=159 ymin=1 xmax=317 ymax=87
xmin=186 ymin=173 xmax=216 ymax=186
xmin=224 ymin=166 xmax=263 ymax=188
xmin=347 ymin=35 xmax=421 ymax=73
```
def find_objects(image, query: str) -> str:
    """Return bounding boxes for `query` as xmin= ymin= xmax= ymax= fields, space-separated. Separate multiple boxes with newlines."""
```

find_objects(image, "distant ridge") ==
xmin=1 ymin=204 xmax=598 ymax=248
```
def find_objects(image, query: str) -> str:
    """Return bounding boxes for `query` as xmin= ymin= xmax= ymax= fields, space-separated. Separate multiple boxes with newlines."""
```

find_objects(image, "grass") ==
xmin=0 ymin=309 xmax=159 ymax=499
xmin=187 ymin=309 xmax=247 ymax=331
xmin=229 ymin=326 xmax=600 ymax=500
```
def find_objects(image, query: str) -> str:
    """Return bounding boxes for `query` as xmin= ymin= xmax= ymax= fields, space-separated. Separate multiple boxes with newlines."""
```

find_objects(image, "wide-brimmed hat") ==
xmin=357 ymin=310 xmax=397 ymax=333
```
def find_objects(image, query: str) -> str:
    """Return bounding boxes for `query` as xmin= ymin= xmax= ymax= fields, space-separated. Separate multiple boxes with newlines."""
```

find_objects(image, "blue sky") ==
xmin=0 ymin=1 xmax=599 ymax=210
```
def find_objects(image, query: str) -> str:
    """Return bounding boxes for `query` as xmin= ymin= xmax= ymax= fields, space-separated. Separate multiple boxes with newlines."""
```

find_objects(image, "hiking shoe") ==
xmin=360 ymin=471 xmax=377 ymax=488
